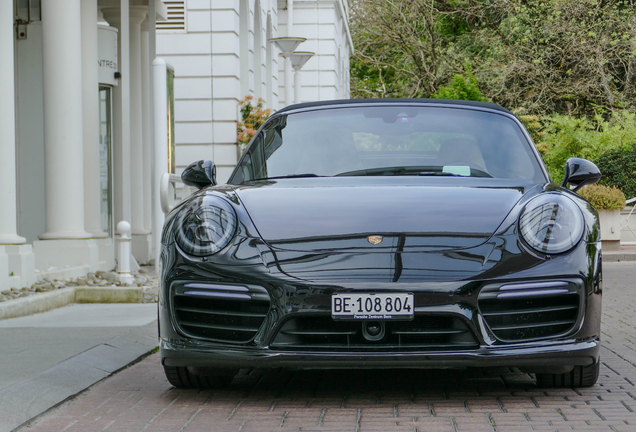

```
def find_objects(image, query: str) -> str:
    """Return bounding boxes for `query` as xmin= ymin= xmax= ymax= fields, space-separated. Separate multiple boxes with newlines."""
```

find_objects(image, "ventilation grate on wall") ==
xmin=157 ymin=1 xmax=185 ymax=31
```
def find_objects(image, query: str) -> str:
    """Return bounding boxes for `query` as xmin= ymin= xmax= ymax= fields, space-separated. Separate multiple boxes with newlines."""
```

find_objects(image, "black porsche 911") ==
xmin=159 ymin=99 xmax=603 ymax=389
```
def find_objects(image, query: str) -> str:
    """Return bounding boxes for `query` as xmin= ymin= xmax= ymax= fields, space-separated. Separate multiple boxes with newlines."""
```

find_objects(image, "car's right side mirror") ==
xmin=181 ymin=160 xmax=217 ymax=190
xmin=561 ymin=157 xmax=601 ymax=192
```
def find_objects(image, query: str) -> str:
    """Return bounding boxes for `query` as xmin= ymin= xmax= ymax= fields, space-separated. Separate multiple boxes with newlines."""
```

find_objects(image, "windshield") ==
xmin=229 ymin=105 xmax=546 ymax=184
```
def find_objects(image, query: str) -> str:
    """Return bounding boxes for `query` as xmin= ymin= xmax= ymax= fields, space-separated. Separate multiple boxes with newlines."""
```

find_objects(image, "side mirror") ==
xmin=561 ymin=157 xmax=601 ymax=192
xmin=181 ymin=160 xmax=217 ymax=189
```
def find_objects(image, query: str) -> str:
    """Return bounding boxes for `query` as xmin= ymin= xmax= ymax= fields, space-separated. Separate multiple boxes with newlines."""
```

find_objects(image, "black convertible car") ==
xmin=159 ymin=99 xmax=603 ymax=389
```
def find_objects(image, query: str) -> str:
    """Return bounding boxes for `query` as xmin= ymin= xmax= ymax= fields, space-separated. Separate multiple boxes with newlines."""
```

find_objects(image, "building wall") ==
xmin=157 ymin=0 xmax=279 ymax=184
xmin=157 ymin=0 xmax=351 ymax=185
xmin=277 ymin=0 xmax=352 ymax=104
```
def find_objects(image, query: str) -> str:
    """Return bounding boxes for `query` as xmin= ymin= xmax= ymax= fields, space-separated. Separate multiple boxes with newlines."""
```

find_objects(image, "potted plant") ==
xmin=578 ymin=184 xmax=626 ymax=251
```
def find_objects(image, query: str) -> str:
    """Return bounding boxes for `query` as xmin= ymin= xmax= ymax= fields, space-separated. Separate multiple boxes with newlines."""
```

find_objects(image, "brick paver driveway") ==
xmin=20 ymin=262 xmax=636 ymax=432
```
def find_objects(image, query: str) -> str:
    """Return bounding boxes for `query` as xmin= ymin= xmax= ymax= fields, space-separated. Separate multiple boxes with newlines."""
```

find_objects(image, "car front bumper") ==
xmin=161 ymin=338 xmax=599 ymax=371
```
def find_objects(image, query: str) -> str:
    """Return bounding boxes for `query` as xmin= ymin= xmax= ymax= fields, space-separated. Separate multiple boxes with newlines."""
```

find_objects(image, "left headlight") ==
xmin=175 ymin=196 xmax=238 ymax=256
xmin=518 ymin=193 xmax=584 ymax=255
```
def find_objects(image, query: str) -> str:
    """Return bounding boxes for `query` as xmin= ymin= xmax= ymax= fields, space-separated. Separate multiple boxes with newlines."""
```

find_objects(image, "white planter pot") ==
xmin=598 ymin=209 xmax=622 ymax=251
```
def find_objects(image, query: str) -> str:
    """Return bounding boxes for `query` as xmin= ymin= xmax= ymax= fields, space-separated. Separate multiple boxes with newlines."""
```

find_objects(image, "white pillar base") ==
xmin=132 ymin=233 xmax=153 ymax=264
xmin=39 ymin=231 xmax=93 ymax=240
xmin=0 ymin=246 xmax=9 ymax=292
xmin=87 ymin=230 xmax=109 ymax=239
xmin=33 ymin=239 xmax=100 ymax=275
xmin=6 ymin=244 xmax=36 ymax=289
xmin=94 ymin=237 xmax=116 ymax=271
xmin=0 ymin=234 xmax=27 ymax=245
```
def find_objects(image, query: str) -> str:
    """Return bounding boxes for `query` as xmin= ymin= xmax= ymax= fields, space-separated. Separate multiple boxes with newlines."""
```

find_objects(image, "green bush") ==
xmin=431 ymin=67 xmax=489 ymax=102
xmin=514 ymin=110 xmax=547 ymax=149
xmin=578 ymin=184 xmax=626 ymax=211
xmin=539 ymin=111 xmax=636 ymax=184
xmin=595 ymin=144 xmax=636 ymax=200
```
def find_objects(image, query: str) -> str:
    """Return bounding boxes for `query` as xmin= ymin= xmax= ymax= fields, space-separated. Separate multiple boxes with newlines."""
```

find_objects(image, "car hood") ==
xmin=232 ymin=178 xmax=535 ymax=252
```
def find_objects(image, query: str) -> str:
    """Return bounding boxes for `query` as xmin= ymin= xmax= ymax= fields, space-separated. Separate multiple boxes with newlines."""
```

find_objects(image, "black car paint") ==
xmin=159 ymin=100 xmax=602 ymax=372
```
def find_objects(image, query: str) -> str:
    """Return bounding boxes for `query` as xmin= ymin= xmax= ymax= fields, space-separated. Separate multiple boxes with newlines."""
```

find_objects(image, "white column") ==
xmin=294 ymin=67 xmax=302 ymax=103
xmin=287 ymin=0 xmax=294 ymax=36
xmin=153 ymin=58 xmax=169 ymax=267
xmin=39 ymin=0 xmax=91 ymax=240
xmin=141 ymin=18 xmax=153 ymax=234
xmin=0 ymin=0 xmax=26 ymax=245
xmin=102 ymin=6 xmax=132 ymax=226
xmin=129 ymin=8 xmax=149 ymax=235
xmin=81 ymin=0 xmax=108 ymax=238
xmin=284 ymin=55 xmax=293 ymax=106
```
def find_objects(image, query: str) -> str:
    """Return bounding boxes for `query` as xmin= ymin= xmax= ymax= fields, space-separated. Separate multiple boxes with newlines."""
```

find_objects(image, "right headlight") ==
xmin=175 ymin=196 xmax=238 ymax=256
xmin=518 ymin=193 xmax=584 ymax=255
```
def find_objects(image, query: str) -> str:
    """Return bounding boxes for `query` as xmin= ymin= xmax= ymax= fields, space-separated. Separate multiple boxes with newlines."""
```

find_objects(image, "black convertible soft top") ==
xmin=275 ymin=98 xmax=512 ymax=115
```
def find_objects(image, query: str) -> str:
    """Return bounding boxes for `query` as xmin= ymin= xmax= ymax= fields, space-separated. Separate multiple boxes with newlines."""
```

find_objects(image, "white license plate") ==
xmin=332 ymin=293 xmax=414 ymax=320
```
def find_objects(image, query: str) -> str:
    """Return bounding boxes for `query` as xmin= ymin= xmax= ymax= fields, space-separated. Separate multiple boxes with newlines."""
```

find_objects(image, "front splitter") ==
xmin=161 ymin=338 xmax=600 ymax=370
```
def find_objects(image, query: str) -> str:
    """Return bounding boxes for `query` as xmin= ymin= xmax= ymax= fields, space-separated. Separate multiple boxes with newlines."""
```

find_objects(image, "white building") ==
xmin=0 ymin=0 xmax=351 ymax=293
xmin=156 ymin=0 xmax=353 ymax=182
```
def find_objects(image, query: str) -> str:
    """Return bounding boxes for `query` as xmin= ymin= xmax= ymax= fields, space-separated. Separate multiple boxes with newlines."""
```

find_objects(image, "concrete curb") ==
xmin=603 ymin=253 xmax=636 ymax=262
xmin=0 ymin=288 xmax=76 ymax=321
xmin=75 ymin=287 xmax=142 ymax=304
xmin=0 ymin=286 xmax=144 ymax=321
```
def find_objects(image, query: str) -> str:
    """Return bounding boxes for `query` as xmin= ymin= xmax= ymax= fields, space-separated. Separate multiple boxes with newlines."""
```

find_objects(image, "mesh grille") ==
xmin=172 ymin=283 xmax=270 ymax=343
xmin=478 ymin=280 xmax=581 ymax=342
xmin=270 ymin=315 xmax=478 ymax=351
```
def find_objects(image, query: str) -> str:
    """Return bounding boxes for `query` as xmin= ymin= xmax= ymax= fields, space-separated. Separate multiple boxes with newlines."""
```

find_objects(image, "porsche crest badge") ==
xmin=368 ymin=236 xmax=383 ymax=245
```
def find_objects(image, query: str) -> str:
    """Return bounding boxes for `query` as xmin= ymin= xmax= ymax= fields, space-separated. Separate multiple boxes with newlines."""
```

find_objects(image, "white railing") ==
xmin=160 ymin=173 xmax=195 ymax=215
xmin=621 ymin=197 xmax=636 ymax=245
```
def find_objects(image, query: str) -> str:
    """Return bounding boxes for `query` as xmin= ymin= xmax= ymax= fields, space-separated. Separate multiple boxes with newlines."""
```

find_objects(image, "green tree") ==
xmin=351 ymin=0 xmax=636 ymax=117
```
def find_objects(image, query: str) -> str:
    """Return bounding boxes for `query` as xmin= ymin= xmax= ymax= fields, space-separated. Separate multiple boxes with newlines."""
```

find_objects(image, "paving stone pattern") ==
xmin=21 ymin=263 xmax=636 ymax=432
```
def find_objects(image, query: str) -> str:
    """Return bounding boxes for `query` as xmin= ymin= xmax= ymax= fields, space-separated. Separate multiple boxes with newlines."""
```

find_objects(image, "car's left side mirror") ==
xmin=181 ymin=160 xmax=217 ymax=189
xmin=561 ymin=157 xmax=601 ymax=192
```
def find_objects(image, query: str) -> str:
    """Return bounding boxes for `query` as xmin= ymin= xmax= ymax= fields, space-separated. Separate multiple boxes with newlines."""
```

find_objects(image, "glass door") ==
xmin=99 ymin=86 xmax=113 ymax=236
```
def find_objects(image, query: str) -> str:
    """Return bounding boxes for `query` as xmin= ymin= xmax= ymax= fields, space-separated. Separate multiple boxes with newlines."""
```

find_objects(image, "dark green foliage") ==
xmin=351 ymin=0 xmax=636 ymax=117
xmin=431 ymin=67 xmax=489 ymax=102
xmin=596 ymin=144 xmax=636 ymax=199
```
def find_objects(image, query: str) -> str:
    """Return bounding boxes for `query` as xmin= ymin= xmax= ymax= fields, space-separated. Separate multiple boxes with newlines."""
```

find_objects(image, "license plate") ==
xmin=332 ymin=293 xmax=414 ymax=320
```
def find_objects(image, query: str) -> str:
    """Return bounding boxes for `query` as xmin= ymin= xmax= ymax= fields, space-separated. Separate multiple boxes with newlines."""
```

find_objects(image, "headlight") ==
xmin=518 ymin=194 xmax=584 ymax=254
xmin=175 ymin=196 xmax=238 ymax=256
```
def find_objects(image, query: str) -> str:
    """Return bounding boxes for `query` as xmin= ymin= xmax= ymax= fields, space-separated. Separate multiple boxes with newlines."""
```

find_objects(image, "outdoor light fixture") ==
xmin=269 ymin=37 xmax=306 ymax=55
xmin=290 ymin=51 xmax=315 ymax=103
xmin=269 ymin=37 xmax=307 ymax=105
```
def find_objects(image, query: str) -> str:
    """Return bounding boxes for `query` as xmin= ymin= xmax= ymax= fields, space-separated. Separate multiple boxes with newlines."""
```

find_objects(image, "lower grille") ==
xmin=172 ymin=282 xmax=270 ymax=343
xmin=478 ymin=280 xmax=581 ymax=342
xmin=270 ymin=315 xmax=478 ymax=351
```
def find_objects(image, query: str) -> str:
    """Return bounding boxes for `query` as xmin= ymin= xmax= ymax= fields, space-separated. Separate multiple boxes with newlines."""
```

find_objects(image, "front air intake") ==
xmin=478 ymin=280 xmax=582 ymax=342
xmin=270 ymin=314 xmax=478 ymax=351
xmin=171 ymin=282 xmax=270 ymax=343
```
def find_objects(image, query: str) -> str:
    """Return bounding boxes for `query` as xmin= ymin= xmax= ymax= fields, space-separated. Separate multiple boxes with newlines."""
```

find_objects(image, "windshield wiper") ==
xmin=251 ymin=173 xmax=324 ymax=181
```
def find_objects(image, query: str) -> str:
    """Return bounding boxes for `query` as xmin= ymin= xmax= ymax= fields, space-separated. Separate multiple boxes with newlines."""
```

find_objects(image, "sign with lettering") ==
xmin=98 ymin=25 xmax=118 ymax=86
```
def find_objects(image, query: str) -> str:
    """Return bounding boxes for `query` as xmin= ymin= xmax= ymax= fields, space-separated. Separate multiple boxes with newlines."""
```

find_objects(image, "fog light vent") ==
xmin=478 ymin=280 xmax=582 ymax=342
xmin=172 ymin=282 xmax=270 ymax=343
